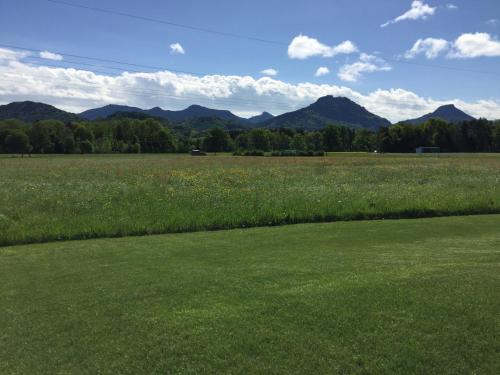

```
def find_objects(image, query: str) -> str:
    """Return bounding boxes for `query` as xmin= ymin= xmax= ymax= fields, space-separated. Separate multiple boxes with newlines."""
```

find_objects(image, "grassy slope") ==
xmin=1 ymin=153 xmax=500 ymax=246
xmin=1 ymin=215 xmax=499 ymax=374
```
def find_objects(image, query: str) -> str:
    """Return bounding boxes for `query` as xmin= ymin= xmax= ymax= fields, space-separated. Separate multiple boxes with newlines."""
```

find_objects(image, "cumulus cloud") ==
xmin=449 ymin=32 xmax=500 ymax=58
xmin=381 ymin=1 xmax=436 ymax=27
xmin=315 ymin=67 xmax=330 ymax=77
xmin=338 ymin=53 xmax=391 ymax=82
xmin=0 ymin=47 xmax=499 ymax=121
xmin=404 ymin=33 xmax=500 ymax=59
xmin=40 ymin=51 xmax=63 ymax=61
xmin=261 ymin=68 xmax=278 ymax=76
xmin=446 ymin=4 xmax=458 ymax=10
xmin=169 ymin=43 xmax=185 ymax=54
xmin=404 ymin=38 xmax=449 ymax=59
xmin=287 ymin=34 xmax=357 ymax=59
xmin=331 ymin=41 xmax=358 ymax=55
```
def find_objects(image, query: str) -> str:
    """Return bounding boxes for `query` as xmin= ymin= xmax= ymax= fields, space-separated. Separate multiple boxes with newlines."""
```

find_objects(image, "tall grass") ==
xmin=1 ymin=153 xmax=499 ymax=245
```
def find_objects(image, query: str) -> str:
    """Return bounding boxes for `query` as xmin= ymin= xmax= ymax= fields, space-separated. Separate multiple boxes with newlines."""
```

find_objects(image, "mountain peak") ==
xmin=437 ymin=104 xmax=456 ymax=109
xmin=264 ymin=96 xmax=391 ymax=130
xmin=405 ymin=104 xmax=475 ymax=125
xmin=312 ymin=96 xmax=359 ymax=110
xmin=247 ymin=111 xmax=274 ymax=124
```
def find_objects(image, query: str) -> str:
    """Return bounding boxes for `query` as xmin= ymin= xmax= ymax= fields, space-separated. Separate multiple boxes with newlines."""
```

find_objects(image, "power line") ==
xmin=23 ymin=56 xmax=157 ymax=75
xmin=0 ymin=43 xmax=209 ymax=76
xmin=46 ymin=0 xmax=286 ymax=46
xmin=385 ymin=57 xmax=500 ymax=77
xmin=0 ymin=47 xmax=494 ymax=113
xmin=43 ymin=0 xmax=500 ymax=77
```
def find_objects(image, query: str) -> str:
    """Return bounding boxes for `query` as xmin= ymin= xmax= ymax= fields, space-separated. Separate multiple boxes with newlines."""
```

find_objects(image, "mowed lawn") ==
xmin=1 ymin=153 xmax=500 ymax=245
xmin=1 ymin=215 xmax=499 ymax=374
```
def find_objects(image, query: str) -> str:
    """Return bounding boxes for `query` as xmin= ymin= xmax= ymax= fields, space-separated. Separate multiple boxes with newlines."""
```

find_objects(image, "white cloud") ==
xmin=338 ymin=53 xmax=391 ymax=82
xmin=486 ymin=19 xmax=498 ymax=25
xmin=261 ymin=68 xmax=278 ymax=76
xmin=404 ymin=38 xmax=449 ymax=59
xmin=381 ymin=1 xmax=436 ymax=27
xmin=315 ymin=67 xmax=330 ymax=77
xmin=449 ymin=32 xmax=500 ymax=58
xmin=446 ymin=4 xmax=458 ymax=10
xmin=403 ymin=33 xmax=500 ymax=59
xmin=287 ymin=34 xmax=357 ymax=59
xmin=0 ymin=48 xmax=30 ymax=61
xmin=0 ymin=48 xmax=498 ymax=121
xmin=331 ymin=40 xmax=358 ymax=55
xmin=169 ymin=43 xmax=185 ymax=55
xmin=40 ymin=51 xmax=63 ymax=61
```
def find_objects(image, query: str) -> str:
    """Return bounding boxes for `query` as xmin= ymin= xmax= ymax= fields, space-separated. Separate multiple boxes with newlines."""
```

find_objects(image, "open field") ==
xmin=1 ymin=153 xmax=500 ymax=245
xmin=1 ymin=215 xmax=499 ymax=373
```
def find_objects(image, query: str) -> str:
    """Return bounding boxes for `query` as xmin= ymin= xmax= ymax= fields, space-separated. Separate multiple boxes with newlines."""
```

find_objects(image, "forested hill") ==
xmin=0 ymin=101 xmax=81 ymax=123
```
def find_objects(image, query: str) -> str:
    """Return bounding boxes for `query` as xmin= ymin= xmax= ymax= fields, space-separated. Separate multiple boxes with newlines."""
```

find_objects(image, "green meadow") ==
xmin=1 ymin=153 xmax=499 ymax=246
xmin=1 ymin=215 xmax=499 ymax=374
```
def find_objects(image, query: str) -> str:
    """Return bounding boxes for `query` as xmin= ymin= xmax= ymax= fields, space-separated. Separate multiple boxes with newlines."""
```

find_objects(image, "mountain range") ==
xmin=0 ymin=97 xmax=478 ymax=129
xmin=80 ymin=104 xmax=258 ymax=123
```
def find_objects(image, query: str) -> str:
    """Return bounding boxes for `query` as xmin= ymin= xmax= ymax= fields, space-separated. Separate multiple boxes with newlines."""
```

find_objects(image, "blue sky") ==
xmin=0 ymin=0 xmax=499 ymax=121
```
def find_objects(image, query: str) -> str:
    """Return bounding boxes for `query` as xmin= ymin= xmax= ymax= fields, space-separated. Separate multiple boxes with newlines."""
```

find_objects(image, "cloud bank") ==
xmin=0 ymin=47 xmax=499 ymax=122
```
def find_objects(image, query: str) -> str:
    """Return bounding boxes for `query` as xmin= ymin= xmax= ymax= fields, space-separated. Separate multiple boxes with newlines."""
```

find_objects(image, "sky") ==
xmin=0 ymin=0 xmax=499 ymax=122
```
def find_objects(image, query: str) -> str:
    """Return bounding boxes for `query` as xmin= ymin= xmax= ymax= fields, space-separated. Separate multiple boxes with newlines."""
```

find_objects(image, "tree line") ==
xmin=1 ymin=117 xmax=499 ymax=155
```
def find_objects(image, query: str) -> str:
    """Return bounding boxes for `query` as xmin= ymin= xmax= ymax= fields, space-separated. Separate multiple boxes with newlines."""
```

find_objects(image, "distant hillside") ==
xmin=106 ymin=111 xmax=169 ymax=122
xmin=80 ymin=104 xmax=143 ymax=120
xmin=263 ymin=96 xmax=391 ymax=130
xmin=176 ymin=116 xmax=249 ymax=132
xmin=248 ymin=111 xmax=274 ymax=124
xmin=0 ymin=101 xmax=81 ymax=123
xmin=80 ymin=103 xmax=247 ymax=123
xmin=405 ymin=104 xmax=475 ymax=125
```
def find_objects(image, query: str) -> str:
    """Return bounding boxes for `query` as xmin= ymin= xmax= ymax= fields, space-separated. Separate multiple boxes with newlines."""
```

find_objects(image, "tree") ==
xmin=290 ymin=133 xmax=306 ymax=151
xmin=157 ymin=128 xmax=177 ymax=152
xmin=305 ymin=132 xmax=323 ymax=151
xmin=5 ymin=130 xmax=31 ymax=157
xmin=203 ymin=128 xmax=231 ymax=153
xmin=79 ymin=140 xmax=94 ymax=154
xmin=249 ymin=128 xmax=271 ymax=151
xmin=352 ymin=129 xmax=376 ymax=151
xmin=323 ymin=125 xmax=340 ymax=151
xmin=74 ymin=124 xmax=94 ymax=143
xmin=493 ymin=123 xmax=500 ymax=152
xmin=63 ymin=136 xmax=77 ymax=154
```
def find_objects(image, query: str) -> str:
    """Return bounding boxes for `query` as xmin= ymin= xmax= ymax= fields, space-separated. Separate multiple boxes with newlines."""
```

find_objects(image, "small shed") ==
xmin=416 ymin=146 xmax=440 ymax=154
xmin=190 ymin=149 xmax=207 ymax=156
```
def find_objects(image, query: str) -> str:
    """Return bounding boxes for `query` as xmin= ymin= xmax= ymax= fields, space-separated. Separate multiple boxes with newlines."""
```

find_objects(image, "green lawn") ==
xmin=1 ymin=215 xmax=499 ymax=374
xmin=1 ymin=153 xmax=500 ymax=245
